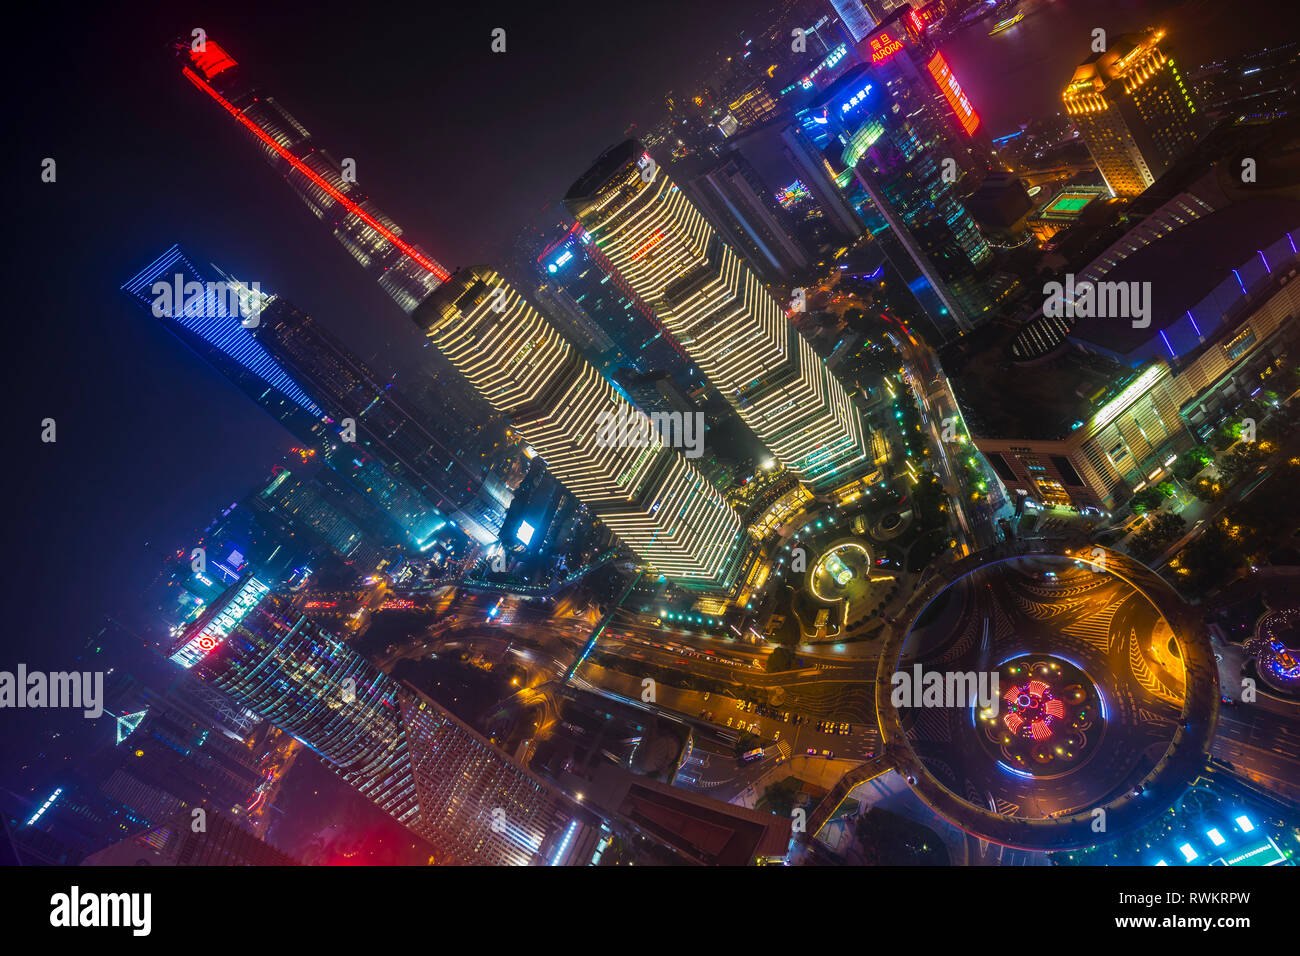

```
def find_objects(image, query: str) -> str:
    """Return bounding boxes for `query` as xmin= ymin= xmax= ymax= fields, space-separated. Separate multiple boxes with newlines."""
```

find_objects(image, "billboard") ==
xmin=170 ymin=576 xmax=270 ymax=669
xmin=926 ymin=52 xmax=980 ymax=135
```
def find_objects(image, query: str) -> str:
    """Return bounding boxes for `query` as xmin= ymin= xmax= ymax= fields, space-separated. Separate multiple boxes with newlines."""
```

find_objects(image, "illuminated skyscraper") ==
xmin=532 ymin=222 xmax=691 ymax=383
xmin=123 ymin=245 xmax=510 ymax=544
xmin=1064 ymin=29 xmax=1208 ymax=198
xmin=176 ymin=38 xmax=448 ymax=314
xmin=563 ymin=141 xmax=872 ymax=491
xmin=829 ymin=0 xmax=878 ymax=43
xmin=413 ymin=268 xmax=747 ymax=588
xmin=795 ymin=51 xmax=993 ymax=334
xmin=173 ymin=576 xmax=591 ymax=865
xmin=683 ymin=152 xmax=811 ymax=284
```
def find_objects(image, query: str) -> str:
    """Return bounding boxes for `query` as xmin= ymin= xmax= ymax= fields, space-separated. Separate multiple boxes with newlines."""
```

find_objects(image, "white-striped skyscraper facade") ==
xmin=563 ymin=141 xmax=872 ymax=492
xmin=414 ymin=268 xmax=746 ymax=588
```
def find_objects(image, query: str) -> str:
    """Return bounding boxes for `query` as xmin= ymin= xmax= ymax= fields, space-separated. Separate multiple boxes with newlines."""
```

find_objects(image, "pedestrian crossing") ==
xmin=1061 ymin=610 xmax=1116 ymax=652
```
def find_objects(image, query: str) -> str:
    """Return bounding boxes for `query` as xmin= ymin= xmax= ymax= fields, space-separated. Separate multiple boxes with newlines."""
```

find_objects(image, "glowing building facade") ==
xmin=123 ymin=244 xmax=509 ymax=545
xmin=175 ymin=576 xmax=586 ymax=865
xmin=177 ymin=38 xmax=448 ymax=314
xmin=1064 ymin=29 xmax=1208 ymax=198
xmin=563 ymin=141 xmax=872 ymax=492
xmin=413 ymin=268 xmax=746 ymax=588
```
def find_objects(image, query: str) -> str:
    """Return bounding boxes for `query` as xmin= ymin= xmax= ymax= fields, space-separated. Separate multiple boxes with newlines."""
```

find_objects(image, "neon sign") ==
xmin=171 ymin=577 xmax=270 ymax=668
xmin=926 ymin=52 xmax=980 ymax=135
xmin=869 ymin=31 xmax=904 ymax=63
xmin=839 ymin=83 xmax=874 ymax=112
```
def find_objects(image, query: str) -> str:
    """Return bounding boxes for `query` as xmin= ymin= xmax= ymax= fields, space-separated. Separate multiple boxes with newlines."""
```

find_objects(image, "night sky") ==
xmin=8 ymin=0 xmax=754 ymax=768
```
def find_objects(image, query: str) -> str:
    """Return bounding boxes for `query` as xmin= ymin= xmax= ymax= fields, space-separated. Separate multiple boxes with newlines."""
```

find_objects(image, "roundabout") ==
xmin=875 ymin=543 xmax=1219 ymax=850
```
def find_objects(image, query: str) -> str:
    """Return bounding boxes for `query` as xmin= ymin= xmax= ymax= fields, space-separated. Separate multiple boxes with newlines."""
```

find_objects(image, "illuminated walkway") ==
xmin=874 ymin=542 xmax=1220 ymax=850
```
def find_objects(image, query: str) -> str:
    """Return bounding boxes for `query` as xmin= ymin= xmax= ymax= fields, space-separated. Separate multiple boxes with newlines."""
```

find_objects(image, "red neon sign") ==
xmin=869 ymin=31 xmax=904 ymax=64
xmin=183 ymin=67 xmax=451 ymax=282
xmin=191 ymin=41 xmax=238 ymax=80
xmin=630 ymin=229 xmax=665 ymax=261
xmin=926 ymin=52 xmax=980 ymax=136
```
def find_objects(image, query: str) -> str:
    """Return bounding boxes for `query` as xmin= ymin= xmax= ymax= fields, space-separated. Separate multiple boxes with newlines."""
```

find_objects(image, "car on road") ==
xmin=806 ymin=748 xmax=817 ymax=756
xmin=821 ymin=750 xmax=834 ymax=758
xmin=702 ymin=692 xmax=710 ymax=700
xmin=725 ymin=716 xmax=734 ymax=727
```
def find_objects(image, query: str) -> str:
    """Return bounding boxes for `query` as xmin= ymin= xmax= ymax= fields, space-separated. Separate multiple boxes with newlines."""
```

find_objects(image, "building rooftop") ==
xmin=564 ymin=139 xmax=641 ymax=207
xmin=945 ymin=322 xmax=1132 ymax=442
xmin=1068 ymin=199 xmax=1300 ymax=356
xmin=1065 ymin=29 xmax=1164 ymax=95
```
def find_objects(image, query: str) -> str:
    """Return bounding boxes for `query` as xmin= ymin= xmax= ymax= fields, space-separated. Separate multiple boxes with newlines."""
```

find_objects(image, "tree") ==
xmin=1130 ymin=512 xmax=1185 ymax=559
xmin=853 ymin=808 xmax=949 ymax=865
xmin=1150 ymin=511 xmax=1186 ymax=540
xmin=1211 ymin=422 xmax=1240 ymax=451
xmin=1219 ymin=446 xmax=1264 ymax=486
xmin=761 ymin=777 xmax=802 ymax=818
xmin=1192 ymin=477 xmax=1221 ymax=503
xmin=766 ymin=646 xmax=797 ymax=673
xmin=1173 ymin=446 xmax=1214 ymax=481
xmin=912 ymin=472 xmax=949 ymax=530
xmin=1129 ymin=487 xmax=1166 ymax=514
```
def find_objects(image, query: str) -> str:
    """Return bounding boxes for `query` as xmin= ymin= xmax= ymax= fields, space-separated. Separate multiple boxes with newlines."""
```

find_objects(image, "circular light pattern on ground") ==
xmin=1255 ymin=608 xmax=1300 ymax=697
xmin=980 ymin=656 xmax=1102 ymax=778
xmin=810 ymin=542 xmax=872 ymax=602
xmin=891 ymin=555 xmax=1189 ymax=824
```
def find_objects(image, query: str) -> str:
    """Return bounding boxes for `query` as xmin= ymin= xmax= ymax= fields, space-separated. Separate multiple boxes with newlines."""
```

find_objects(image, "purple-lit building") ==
xmin=969 ymin=204 xmax=1300 ymax=511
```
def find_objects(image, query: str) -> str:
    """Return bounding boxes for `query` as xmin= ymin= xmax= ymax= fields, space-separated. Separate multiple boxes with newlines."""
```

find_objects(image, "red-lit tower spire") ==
xmin=177 ymin=38 xmax=450 ymax=313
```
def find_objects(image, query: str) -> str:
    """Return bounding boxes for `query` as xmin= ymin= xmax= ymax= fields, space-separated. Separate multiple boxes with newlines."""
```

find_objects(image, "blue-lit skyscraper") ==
xmin=829 ymin=0 xmax=878 ymax=43
xmin=123 ymin=244 xmax=511 ymax=545
xmin=531 ymin=223 xmax=696 ymax=389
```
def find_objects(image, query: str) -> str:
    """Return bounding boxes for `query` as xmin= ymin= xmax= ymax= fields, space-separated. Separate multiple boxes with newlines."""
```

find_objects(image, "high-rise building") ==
xmin=563 ymin=141 xmax=873 ymax=491
xmin=172 ymin=576 xmax=594 ymax=865
xmin=251 ymin=467 xmax=387 ymax=571
xmin=684 ymin=152 xmax=811 ymax=284
xmin=252 ymin=294 xmax=513 ymax=541
xmin=176 ymin=38 xmax=448 ymax=314
xmin=83 ymin=809 xmax=300 ymax=866
xmin=963 ymin=214 xmax=1300 ymax=510
xmin=725 ymin=83 xmax=780 ymax=130
xmin=829 ymin=0 xmax=879 ymax=44
xmin=122 ymin=245 xmax=510 ymax=544
xmin=1064 ymin=29 xmax=1209 ymax=198
xmin=532 ymin=222 xmax=693 ymax=384
xmin=779 ymin=123 xmax=868 ymax=242
xmin=413 ymin=268 xmax=747 ymax=588
xmin=800 ymin=61 xmax=993 ymax=334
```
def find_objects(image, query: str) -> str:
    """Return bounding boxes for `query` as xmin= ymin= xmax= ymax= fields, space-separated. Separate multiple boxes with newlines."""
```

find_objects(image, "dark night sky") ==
xmin=7 ymin=0 xmax=756 ymax=767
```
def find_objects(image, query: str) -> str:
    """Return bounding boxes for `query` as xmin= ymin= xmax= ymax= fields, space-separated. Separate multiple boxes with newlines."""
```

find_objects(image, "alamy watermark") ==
xmin=0 ymin=665 xmax=103 ymax=718
xmin=1043 ymin=273 xmax=1151 ymax=329
xmin=891 ymin=664 xmax=999 ymax=712
xmin=151 ymin=273 xmax=262 ymax=328
xmin=595 ymin=409 xmax=705 ymax=458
